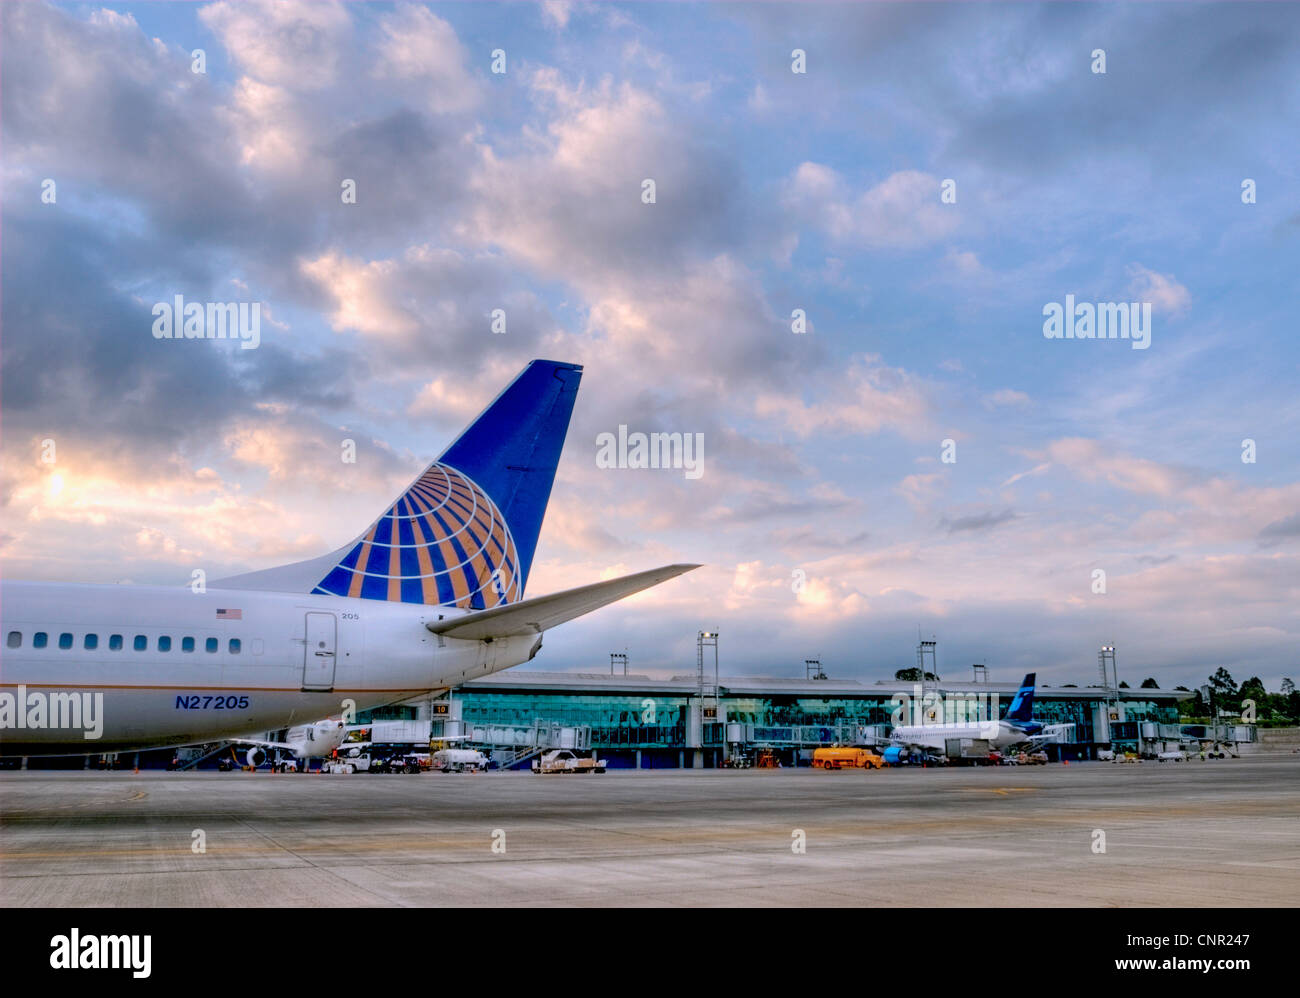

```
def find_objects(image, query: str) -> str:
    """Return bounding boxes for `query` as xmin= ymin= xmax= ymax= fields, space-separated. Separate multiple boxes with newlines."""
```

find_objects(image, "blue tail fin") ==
xmin=1005 ymin=673 xmax=1036 ymax=723
xmin=438 ymin=360 xmax=582 ymax=593
xmin=311 ymin=360 xmax=582 ymax=609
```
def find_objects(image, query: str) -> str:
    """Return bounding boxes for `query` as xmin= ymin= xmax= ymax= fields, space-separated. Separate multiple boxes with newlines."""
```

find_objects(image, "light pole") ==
xmin=697 ymin=631 xmax=719 ymax=765
xmin=697 ymin=631 xmax=719 ymax=697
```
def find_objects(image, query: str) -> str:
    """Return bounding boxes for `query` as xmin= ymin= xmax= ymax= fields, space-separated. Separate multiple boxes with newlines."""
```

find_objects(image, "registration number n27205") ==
xmin=175 ymin=695 xmax=249 ymax=710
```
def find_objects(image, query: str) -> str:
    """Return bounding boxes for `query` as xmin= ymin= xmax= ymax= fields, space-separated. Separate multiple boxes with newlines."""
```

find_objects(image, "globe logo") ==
xmin=313 ymin=462 xmax=520 ymax=609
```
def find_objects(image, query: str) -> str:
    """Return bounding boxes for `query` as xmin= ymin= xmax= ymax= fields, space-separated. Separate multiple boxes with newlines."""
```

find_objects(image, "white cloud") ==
xmin=200 ymin=0 xmax=351 ymax=91
xmin=983 ymin=388 xmax=1030 ymax=409
xmin=753 ymin=356 xmax=929 ymax=438
xmin=372 ymin=3 xmax=480 ymax=113
xmin=1046 ymin=438 xmax=1188 ymax=498
xmin=1000 ymin=462 xmax=1051 ymax=488
xmin=541 ymin=1 xmax=573 ymax=30
xmin=897 ymin=472 xmax=944 ymax=509
xmin=784 ymin=163 xmax=958 ymax=249
xmin=300 ymin=251 xmax=422 ymax=340
xmin=945 ymin=249 xmax=984 ymax=276
xmin=227 ymin=77 xmax=309 ymax=172
xmin=1128 ymin=264 xmax=1190 ymax=316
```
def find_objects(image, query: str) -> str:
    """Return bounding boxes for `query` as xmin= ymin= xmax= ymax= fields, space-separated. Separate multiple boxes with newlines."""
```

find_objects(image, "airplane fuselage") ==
xmin=282 ymin=720 xmax=348 ymax=760
xmin=0 ymin=581 xmax=541 ymax=755
xmin=890 ymin=719 xmax=1043 ymax=751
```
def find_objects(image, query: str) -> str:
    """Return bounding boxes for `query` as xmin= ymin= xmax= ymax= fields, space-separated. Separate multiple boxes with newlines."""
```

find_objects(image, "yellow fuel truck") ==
xmin=812 ymin=746 xmax=885 ymax=770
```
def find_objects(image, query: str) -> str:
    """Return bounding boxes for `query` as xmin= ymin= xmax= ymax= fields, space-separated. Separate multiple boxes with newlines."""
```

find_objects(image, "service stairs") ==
xmin=469 ymin=720 xmax=594 ymax=770
xmin=175 ymin=742 xmax=239 ymax=771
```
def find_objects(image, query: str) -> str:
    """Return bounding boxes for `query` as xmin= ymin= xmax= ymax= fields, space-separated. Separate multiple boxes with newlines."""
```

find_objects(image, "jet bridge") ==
xmin=465 ymin=719 xmax=593 ymax=770
xmin=743 ymin=723 xmax=870 ymax=748
xmin=1139 ymin=722 xmax=1257 ymax=757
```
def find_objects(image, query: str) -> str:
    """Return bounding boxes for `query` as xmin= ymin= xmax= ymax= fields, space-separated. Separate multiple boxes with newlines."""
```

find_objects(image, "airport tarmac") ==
xmin=1 ymin=757 xmax=1297 ymax=907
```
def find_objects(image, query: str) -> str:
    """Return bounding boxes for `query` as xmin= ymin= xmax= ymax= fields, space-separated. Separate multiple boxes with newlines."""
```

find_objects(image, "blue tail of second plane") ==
xmin=1006 ymin=673 xmax=1036 ymax=723
xmin=310 ymin=360 xmax=582 ymax=609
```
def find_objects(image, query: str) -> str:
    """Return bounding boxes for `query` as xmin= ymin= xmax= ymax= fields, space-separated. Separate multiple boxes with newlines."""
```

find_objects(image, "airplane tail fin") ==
xmin=435 ymin=359 xmax=583 ymax=594
xmin=216 ymin=360 xmax=582 ymax=609
xmin=313 ymin=360 xmax=582 ymax=608
xmin=1006 ymin=673 xmax=1036 ymax=723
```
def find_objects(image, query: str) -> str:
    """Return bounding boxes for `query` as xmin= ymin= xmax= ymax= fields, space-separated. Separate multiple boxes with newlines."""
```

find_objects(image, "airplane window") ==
xmin=229 ymin=639 xmax=241 ymax=654
xmin=158 ymin=636 xmax=172 ymax=652
xmin=181 ymin=637 xmax=195 ymax=653
xmin=109 ymin=634 xmax=123 ymax=650
xmin=58 ymin=633 xmax=73 ymax=649
xmin=134 ymin=635 xmax=147 ymax=651
xmin=205 ymin=638 xmax=218 ymax=653
xmin=34 ymin=632 xmax=48 ymax=648
xmin=6 ymin=631 xmax=20 ymax=648
xmin=84 ymin=634 xmax=98 ymax=650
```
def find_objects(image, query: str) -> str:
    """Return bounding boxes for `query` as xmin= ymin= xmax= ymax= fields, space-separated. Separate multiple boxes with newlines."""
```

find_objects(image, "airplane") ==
xmin=229 ymin=718 xmax=348 ymax=770
xmin=0 ymin=359 xmax=699 ymax=756
xmin=888 ymin=673 xmax=1047 ymax=753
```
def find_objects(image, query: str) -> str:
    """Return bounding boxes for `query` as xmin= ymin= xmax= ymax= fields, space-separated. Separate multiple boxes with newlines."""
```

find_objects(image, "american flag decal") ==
xmin=216 ymin=608 xmax=242 ymax=620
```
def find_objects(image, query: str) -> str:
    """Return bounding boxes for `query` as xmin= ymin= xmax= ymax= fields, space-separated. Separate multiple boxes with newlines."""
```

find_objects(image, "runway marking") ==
xmin=1 ymin=789 xmax=150 ymax=812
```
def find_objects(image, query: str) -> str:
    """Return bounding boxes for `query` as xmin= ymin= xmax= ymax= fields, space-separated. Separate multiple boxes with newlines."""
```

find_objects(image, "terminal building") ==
xmin=368 ymin=668 xmax=1207 ymax=769
xmin=11 ymin=649 xmax=1248 ymax=770
xmin=21 ymin=662 xmax=1240 ymax=771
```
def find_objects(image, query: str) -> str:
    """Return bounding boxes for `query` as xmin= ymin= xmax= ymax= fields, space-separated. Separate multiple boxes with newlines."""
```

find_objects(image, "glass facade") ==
xmin=1031 ymin=699 xmax=1098 ymax=742
xmin=352 ymin=681 xmax=1187 ymax=764
xmin=725 ymin=696 xmax=896 ymax=727
xmin=447 ymin=687 xmax=1183 ymax=751
xmin=460 ymin=693 xmax=691 ymax=748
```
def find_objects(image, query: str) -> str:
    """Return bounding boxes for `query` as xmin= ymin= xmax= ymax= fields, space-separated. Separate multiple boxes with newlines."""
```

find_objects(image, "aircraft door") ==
xmin=303 ymin=612 xmax=337 ymax=691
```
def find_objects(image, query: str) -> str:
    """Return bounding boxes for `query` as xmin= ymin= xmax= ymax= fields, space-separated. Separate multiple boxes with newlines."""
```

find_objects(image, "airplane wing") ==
xmin=229 ymin=737 xmax=293 ymax=751
xmin=1026 ymin=723 xmax=1076 ymax=745
xmin=425 ymin=564 xmax=700 ymax=641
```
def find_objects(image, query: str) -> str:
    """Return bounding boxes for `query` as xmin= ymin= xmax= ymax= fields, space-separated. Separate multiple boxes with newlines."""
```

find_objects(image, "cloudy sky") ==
xmin=3 ymin=1 xmax=1298 ymax=689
